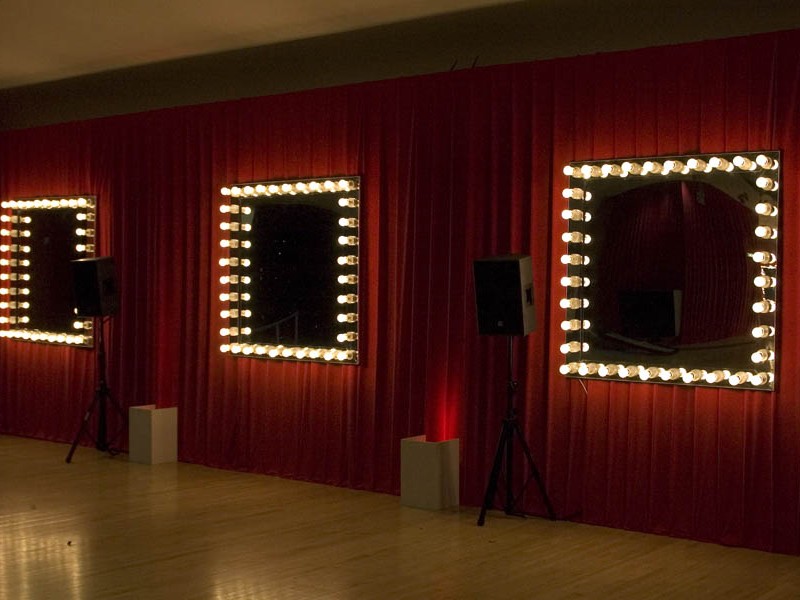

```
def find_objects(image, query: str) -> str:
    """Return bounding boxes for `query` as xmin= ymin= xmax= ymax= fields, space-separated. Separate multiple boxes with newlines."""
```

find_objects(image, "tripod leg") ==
xmin=96 ymin=390 xmax=108 ymax=452
xmin=65 ymin=395 xmax=99 ymax=463
xmin=477 ymin=420 xmax=512 ymax=526
xmin=512 ymin=421 xmax=557 ymax=520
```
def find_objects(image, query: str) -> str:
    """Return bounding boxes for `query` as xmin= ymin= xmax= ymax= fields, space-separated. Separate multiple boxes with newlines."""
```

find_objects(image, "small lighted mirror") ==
xmin=218 ymin=177 xmax=360 ymax=364
xmin=0 ymin=196 xmax=96 ymax=346
xmin=559 ymin=152 xmax=779 ymax=389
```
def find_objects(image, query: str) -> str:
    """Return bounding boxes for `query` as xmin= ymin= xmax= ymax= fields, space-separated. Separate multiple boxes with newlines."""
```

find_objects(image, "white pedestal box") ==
xmin=400 ymin=435 xmax=459 ymax=510
xmin=129 ymin=405 xmax=178 ymax=464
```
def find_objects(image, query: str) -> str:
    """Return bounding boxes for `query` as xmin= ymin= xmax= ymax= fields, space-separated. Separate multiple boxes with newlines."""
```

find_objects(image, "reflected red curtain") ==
xmin=2 ymin=30 xmax=800 ymax=553
xmin=594 ymin=180 xmax=756 ymax=343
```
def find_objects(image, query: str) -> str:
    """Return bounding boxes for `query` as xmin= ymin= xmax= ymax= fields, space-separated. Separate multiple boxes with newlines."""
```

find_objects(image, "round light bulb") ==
xmin=755 ymin=202 xmax=777 ymax=217
xmin=752 ymin=325 xmax=774 ymax=338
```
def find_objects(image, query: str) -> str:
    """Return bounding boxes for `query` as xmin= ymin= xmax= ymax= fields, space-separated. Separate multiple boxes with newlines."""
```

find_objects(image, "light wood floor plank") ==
xmin=2 ymin=435 xmax=800 ymax=599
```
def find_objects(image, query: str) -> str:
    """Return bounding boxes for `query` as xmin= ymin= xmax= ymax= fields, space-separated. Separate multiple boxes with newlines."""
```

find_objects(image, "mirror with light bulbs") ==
xmin=559 ymin=152 xmax=779 ymax=389
xmin=0 ymin=196 xmax=96 ymax=347
xmin=217 ymin=177 xmax=360 ymax=364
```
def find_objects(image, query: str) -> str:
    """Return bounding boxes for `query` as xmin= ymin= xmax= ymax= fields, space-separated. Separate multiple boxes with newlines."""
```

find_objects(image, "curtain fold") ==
xmin=2 ymin=30 xmax=800 ymax=553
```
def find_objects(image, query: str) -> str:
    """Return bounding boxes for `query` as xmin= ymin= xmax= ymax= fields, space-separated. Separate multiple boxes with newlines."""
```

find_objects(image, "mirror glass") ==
xmin=559 ymin=153 xmax=779 ymax=389
xmin=218 ymin=177 xmax=360 ymax=364
xmin=0 ymin=196 xmax=95 ymax=346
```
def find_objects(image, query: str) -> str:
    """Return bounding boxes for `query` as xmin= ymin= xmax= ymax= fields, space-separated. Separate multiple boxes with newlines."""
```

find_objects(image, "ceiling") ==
xmin=0 ymin=0 xmax=514 ymax=90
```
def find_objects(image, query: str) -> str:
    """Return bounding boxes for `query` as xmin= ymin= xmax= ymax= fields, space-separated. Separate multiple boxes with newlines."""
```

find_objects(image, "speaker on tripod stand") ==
xmin=473 ymin=254 xmax=556 ymax=525
xmin=66 ymin=257 xmax=124 ymax=463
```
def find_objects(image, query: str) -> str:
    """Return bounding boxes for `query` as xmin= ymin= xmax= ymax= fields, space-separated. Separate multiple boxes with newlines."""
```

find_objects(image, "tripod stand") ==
xmin=66 ymin=317 xmax=125 ymax=463
xmin=477 ymin=336 xmax=556 ymax=525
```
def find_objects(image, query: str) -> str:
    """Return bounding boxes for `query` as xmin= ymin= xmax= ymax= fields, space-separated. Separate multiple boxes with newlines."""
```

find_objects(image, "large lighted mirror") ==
xmin=217 ymin=177 xmax=360 ymax=364
xmin=559 ymin=152 xmax=779 ymax=389
xmin=0 ymin=196 xmax=95 ymax=346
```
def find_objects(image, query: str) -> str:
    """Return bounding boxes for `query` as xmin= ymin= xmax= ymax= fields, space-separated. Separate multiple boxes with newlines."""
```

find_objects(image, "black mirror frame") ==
xmin=217 ymin=177 xmax=360 ymax=364
xmin=558 ymin=152 xmax=779 ymax=390
xmin=0 ymin=196 xmax=96 ymax=347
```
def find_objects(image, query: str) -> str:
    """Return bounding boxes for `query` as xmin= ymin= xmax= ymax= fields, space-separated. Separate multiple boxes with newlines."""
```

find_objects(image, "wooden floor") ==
xmin=2 ymin=436 xmax=800 ymax=600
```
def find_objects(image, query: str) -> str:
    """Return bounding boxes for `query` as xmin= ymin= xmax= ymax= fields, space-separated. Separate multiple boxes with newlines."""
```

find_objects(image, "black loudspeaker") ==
xmin=473 ymin=254 xmax=535 ymax=336
xmin=71 ymin=257 xmax=119 ymax=317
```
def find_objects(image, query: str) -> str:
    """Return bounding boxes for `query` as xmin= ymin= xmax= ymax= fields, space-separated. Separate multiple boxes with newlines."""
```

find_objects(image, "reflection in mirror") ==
xmin=218 ymin=177 xmax=360 ymax=364
xmin=0 ymin=196 xmax=95 ymax=346
xmin=558 ymin=153 xmax=779 ymax=389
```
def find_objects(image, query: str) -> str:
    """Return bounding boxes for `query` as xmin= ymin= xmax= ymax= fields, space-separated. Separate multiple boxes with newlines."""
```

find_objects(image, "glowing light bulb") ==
xmin=560 ymin=276 xmax=590 ymax=288
xmin=682 ymin=369 xmax=706 ymax=383
xmin=729 ymin=371 xmax=751 ymax=386
xmin=561 ymin=209 xmax=590 ymax=221
xmin=755 ymin=202 xmax=778 ymax=217
xmin=580 ymin=165 xmax=601 ymax=179
xmin=559 ymin=297 xmax=589 ymax=310
xmin=559 ymin=362 xmax=579 ymax=375
xmin=752 ymin=300 xmax=776 ymax=313
xmin=560 ymin=253 xmax=589 ymax=266
xmin=578 ymin=362 xmax=598 ymax=376
xmin=562 ymin=231 xmax=591 ymax=244
xmin=751 ymin=349 xmax=774 ymax=364
xmin=754 ymin=275 xmax=776 ymax=288
xmin=733 ymin=156 xmax=756 ymax=171
xmin=562 ymin=165 xmax=581 ymax=177
xmin=659 ymin=368 xmax=682 ymax=381
xmin=601 ymin=164 xmax=622 ymax=177
xmin=687 ymin=158 xmax=708 ymax=172
xmin=562 ymin=188 xmax=585 ymax=200
xmin=752 ymin=325 xmax=775 ymax=338
xmin=597 ymin=364 xmax=618 ymax=377
xmin=559 ymin=341 xmax=587 ymax=354
xmin=756 ymin=177 xmax=778 ymax=191
xmin=755 ymin=225 xmax=777 ymax=240
xmin=619 ymin=365 xmax=636 ymax=378
xmin=663 ymin=160 xmax=685 ymax=174
xmin=642 ymin=161 xmax=663 ymax=175
xmin=756 ymin=154 xmax=778 ymax=169
xmin=560 ymin=319 xmax=582 ymax=331
xmin=752 ymin=251 xmax=776 ymax=265
xmin=639 ymin=366 xmax=659 ymax=381
xmin=620 ymin=162 xmax=642 ymax=175
xmin=750 ymin=372 xmax=773 ymax=386
xmin=704 ymin=370 xmax=729 ymax=384
xmin=709 ymin=156 xmax=733 ymax=172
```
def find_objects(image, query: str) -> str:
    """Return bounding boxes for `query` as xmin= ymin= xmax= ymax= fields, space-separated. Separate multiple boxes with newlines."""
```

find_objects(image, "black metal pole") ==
xmin=95 ymin=318 xmax=108 ymax=451
xmin=504 ymin=336 xmax=515 ymax=512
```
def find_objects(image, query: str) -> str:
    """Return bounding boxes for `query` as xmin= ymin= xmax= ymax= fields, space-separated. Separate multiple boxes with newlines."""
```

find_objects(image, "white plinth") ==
xmin=401 ymin=435 xmax=459 ymax=510
xmin=129 ymin=405 xmax=178 ymax=464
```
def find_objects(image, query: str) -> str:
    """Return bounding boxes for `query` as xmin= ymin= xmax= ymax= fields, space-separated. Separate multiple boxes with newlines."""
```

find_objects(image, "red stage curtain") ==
xmin=2 ymin=30 xmax=800 ymax=553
